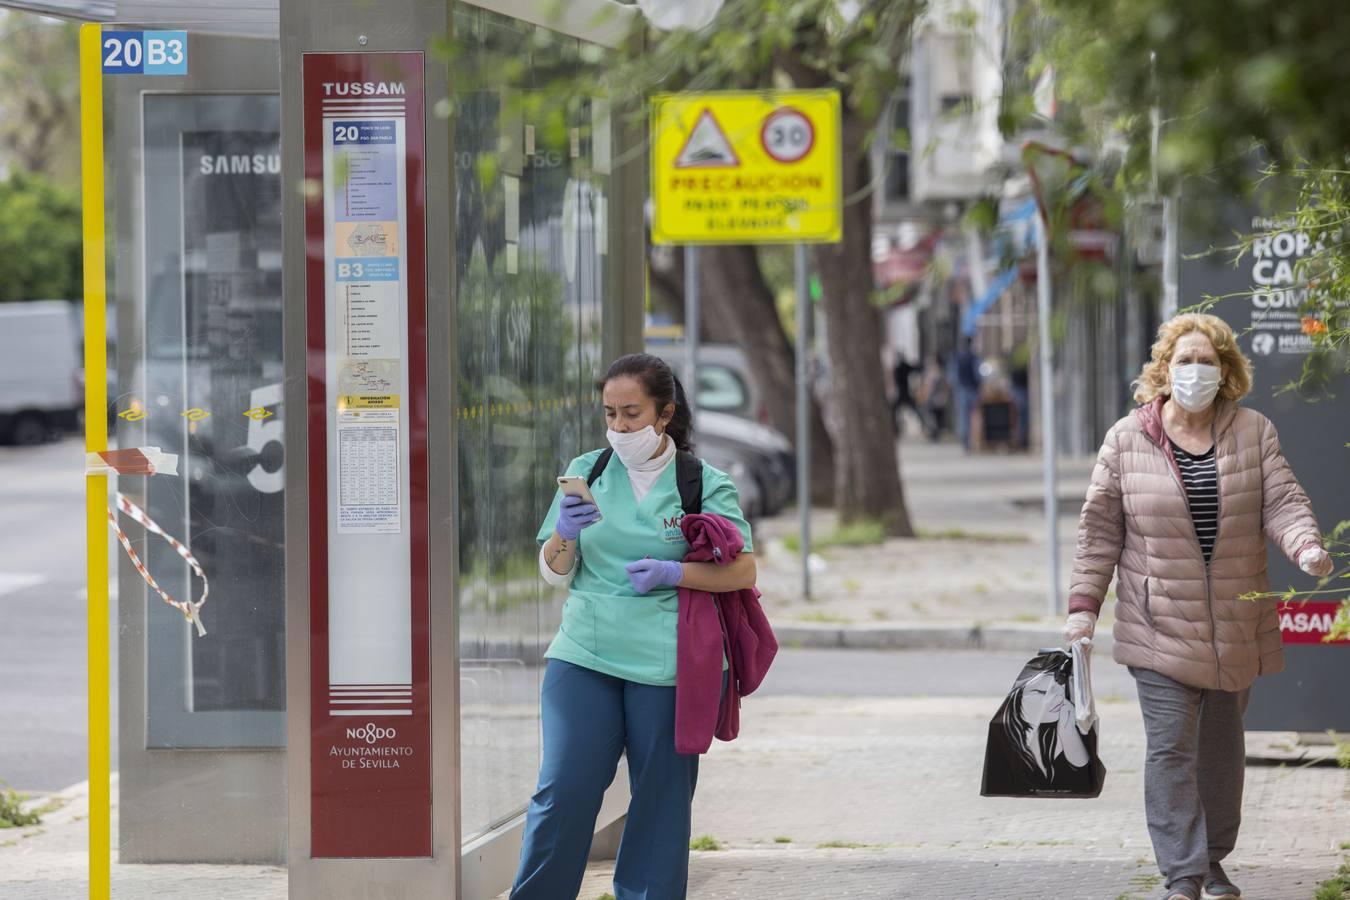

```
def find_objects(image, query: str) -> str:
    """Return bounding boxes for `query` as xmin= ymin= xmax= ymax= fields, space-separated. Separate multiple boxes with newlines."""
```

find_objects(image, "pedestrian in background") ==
xmin=891 ymin=353 xmax=920 ymax=436
xmin=919 ymin=353 xmax=950 ymax=441
xmin=952 ymin=336 xmax=982 ymax=451
xmin=512 ymin=353 xmax=756 ymax=900
xmin=1062 ymin=313 xmax=1333 ymax=900
xmin=1009 ymin=354 xmax=1030 ymax=451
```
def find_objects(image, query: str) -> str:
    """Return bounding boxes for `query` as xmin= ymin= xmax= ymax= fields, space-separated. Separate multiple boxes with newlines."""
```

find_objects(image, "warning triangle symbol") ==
xmin=674 ymin=109 xmax=740 ymax=168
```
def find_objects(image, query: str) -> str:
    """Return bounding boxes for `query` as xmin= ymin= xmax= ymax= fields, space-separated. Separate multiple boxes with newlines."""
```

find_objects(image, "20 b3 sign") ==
xmin=102 ymin=30 xmax=187 ymax=76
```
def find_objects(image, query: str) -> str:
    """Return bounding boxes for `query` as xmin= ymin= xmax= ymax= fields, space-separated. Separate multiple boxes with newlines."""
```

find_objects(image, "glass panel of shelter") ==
xmin=450 ymin=3 xmax=610 ymax=840
xmin=99 ymin=20 xmax=289 ymax=884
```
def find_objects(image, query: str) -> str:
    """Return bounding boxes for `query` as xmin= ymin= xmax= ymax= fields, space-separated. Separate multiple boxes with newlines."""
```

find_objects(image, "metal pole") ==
xmin=684 ymin=245 xmax=699 ymax=417
xmin=794 ymin=245 xmax=811 ymax=601
xmin=1036 ymin=213 xmax=1061 ymax=617
xmin=78 ymin=23 xmax=111 ymax=900
xmin=1149 ymin=51 xmax=1160 ymax=199
xmin=1161 ymin=194 xmax=1179 ymax=319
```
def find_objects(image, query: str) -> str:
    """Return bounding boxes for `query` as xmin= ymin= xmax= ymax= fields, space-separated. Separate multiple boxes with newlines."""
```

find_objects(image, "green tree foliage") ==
xmin=1025 ymin=0 xmax=1350 ymax=363
xmin=0 ymin=172 xmax=82 ymax=303
xmin=0 ymin=14 xmax=80 ymax=184
xmin=1027 ymin=1 xmax=1350 ymax=182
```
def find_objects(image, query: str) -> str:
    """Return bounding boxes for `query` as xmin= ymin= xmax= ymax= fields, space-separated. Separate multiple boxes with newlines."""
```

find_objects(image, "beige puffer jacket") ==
xmin=1069 ymin=397 xmax=1323 ymax=691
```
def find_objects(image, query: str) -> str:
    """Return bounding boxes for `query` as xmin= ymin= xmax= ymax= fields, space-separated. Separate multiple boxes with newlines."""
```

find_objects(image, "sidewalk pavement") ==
xmin=7 ymin=677 xmax=1345 ymax=899
xmin=0 ymin=774 xmax=285 ymax=899
xmin=756 ymin=439 xmax=1101 ymax=650
xmin=576 ymin=693 xmax=1350 ymax=900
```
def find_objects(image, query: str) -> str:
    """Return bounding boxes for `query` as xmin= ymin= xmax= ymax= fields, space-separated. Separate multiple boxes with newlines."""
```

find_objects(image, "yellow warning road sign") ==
xmin=651 ymin=90 xmax=842 ymax=245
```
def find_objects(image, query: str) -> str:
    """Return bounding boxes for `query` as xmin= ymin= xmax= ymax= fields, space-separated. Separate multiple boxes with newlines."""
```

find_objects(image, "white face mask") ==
xmin=1169 ymin=363 xmax=1222 ymax=412
xmin=606 ymin=425 xmax=665 ymax=468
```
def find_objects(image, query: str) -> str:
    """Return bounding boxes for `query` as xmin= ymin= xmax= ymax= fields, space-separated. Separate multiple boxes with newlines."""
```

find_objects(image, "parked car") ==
xmin=0 ymin=300 xmax=82 ymax=444
xmin=649 ymin=342 xmax=796 ymax=516
xmin=697 ymin=409 xmax=796 ymax=517
xmin=696 ymin=442 xmax=764 ymax=524
xmin=648 ymin=343 xmax=770 ymax=425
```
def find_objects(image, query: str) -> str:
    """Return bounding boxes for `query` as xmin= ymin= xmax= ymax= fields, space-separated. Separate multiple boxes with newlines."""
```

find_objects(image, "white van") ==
xmin=0 ymin=300 xmax=82 ymax=444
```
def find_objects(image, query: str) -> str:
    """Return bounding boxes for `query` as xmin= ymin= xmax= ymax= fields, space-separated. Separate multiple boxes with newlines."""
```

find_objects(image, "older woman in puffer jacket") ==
xmin=1061 ymin=313 xmax=1332 ymax=900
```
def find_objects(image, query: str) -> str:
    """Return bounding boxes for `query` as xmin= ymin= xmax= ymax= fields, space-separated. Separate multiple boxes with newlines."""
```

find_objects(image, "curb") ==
xmin=1244 ymin=733 xmax=1347 ymax=767
xmin=462 ymin=627 xmax=1116 ymax=662
xmin=774 ymin=622 xmax=1115 ymax=655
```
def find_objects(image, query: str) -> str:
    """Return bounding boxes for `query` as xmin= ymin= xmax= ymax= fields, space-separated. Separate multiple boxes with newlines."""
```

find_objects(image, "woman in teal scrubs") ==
xmin=510 ymin=353 xmax=756 ymax=900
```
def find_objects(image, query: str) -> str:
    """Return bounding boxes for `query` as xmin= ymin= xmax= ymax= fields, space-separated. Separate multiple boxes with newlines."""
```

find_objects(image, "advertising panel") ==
xmin=142 ymin=94 xmax=286 ymax=746
xmin=1179 ymin=187 xmax=1350 ymax=731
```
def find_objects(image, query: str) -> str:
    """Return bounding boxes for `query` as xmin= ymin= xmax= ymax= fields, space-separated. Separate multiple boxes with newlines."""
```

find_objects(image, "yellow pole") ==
xmin=79 ymin=22 xmax=110 ymax=900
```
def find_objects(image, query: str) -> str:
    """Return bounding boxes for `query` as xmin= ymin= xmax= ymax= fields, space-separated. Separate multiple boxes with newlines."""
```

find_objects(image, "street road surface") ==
xmin=0 ymin=438 xmax=117 ymax=791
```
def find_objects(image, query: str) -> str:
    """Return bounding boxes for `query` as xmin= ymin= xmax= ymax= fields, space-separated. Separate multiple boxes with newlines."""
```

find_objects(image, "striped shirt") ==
xmin=1172 ymin=441 xmax=1218 ymax=563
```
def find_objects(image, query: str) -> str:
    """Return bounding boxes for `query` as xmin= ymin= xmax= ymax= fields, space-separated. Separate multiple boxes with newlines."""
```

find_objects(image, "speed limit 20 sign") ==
xmin=651 ymin=90 xmax=841 ymax=244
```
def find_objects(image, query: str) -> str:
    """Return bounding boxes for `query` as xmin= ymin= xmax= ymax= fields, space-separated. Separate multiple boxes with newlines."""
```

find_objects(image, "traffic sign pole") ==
xmin=795 ymin=244 xmax=812 ymax=601
xmin=1036 ymin=213 xmax=1061 ymax=618
xmin=684 ymin=246 xmax=700 ymax=418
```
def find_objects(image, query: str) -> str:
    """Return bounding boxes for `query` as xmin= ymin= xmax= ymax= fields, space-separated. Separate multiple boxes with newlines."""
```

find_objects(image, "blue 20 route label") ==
xmin=102 ymin=31 xmax=188 ymax=76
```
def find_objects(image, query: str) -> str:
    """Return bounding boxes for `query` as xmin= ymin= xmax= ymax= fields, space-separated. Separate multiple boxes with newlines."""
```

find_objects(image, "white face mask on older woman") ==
xmin=1169 ymin=363 xmax=1222 ymax=412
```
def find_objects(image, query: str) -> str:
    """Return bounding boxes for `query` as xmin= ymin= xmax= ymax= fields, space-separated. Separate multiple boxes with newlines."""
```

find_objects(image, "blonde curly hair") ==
xmin=1132 ymin=313 xmax=1253 ymax=405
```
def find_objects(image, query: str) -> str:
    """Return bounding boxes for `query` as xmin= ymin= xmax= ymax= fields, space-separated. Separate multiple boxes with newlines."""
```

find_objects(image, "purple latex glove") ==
xmin=624 ymin=558 xmax=684 ymax=594
xmin=555 ymin=495 xmax=601 ymax=541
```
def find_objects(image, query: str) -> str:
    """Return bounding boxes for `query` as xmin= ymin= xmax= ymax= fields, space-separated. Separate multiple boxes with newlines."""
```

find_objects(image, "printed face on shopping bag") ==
xmin=981 ymin=649 xmax=1106 ymax=798
xmin=1020 ymin=671 xmax=1067 ymax=725
xmin=999 ymin=665 xmax=1089 ymax=784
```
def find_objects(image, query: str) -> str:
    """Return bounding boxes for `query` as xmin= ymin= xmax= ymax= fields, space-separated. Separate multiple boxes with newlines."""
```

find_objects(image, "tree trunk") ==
xmin=812 ymin=118 xmax=916 ymax=536
xmin=649 ymin=242 xmax=837 ymax=505
xmin=697 ymin=245 xmax=836 ymax=506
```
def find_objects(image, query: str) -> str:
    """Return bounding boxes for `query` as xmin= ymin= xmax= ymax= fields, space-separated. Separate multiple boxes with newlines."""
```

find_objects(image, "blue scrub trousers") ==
xmin=511 ymin=659 xmax=699 ymax=900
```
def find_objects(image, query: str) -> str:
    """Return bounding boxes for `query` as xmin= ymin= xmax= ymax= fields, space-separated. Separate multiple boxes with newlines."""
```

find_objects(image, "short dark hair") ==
xmin=598 ymin=353 xmax=694 ymax=451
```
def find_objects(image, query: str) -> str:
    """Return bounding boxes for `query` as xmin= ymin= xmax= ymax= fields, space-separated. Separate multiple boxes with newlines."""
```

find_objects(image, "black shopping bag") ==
xmin=980 ymin=647 xmax=1106 ymax=798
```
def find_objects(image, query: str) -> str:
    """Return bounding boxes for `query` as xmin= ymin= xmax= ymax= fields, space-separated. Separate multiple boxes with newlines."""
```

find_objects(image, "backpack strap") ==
xmin=587 ymin=446 xmax=704 ymax=516
xmin=586 ymin=448 xmax=613 ymax=486
xmin=676 ymin=449 xmax=703 ymax=516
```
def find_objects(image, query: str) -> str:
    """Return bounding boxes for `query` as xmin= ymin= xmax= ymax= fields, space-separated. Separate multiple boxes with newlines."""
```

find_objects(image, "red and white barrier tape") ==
xmin=108 ymin=493 xmax=208 ymax=637
xmin=85 ymin=446 xmax=178 ymax=477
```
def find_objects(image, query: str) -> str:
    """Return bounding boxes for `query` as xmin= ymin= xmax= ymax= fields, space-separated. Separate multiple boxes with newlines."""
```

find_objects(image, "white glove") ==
xmin=1063 ymin=611 xmax=1097 ymax=645
xmin=1298 ymin=547 xmax=1334 ymax=578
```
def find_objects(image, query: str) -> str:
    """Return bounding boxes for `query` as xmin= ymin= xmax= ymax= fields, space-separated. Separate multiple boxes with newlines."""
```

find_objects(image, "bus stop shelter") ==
xmin=61 ymin=0 xmax=647 ymax=895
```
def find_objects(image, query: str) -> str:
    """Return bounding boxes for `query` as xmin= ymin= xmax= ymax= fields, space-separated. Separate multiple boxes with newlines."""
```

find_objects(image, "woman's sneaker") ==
xmin=1202 ymin=862 xmax=1241 ymax=899
xmin=1164 ymin=877 xmax=1201 ymax=900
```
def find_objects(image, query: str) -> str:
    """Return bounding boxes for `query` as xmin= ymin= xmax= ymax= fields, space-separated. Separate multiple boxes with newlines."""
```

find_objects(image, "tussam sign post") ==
xmin=650 ymin=90 xmax=842 ymax=601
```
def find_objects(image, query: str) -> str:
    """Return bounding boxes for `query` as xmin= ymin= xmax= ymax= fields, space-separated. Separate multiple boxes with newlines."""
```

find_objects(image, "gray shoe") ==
xmin=1164 ymin=878 xmax=1201 ymax=900
xmin=1202 ymin=862 xmax=1241 ymax=899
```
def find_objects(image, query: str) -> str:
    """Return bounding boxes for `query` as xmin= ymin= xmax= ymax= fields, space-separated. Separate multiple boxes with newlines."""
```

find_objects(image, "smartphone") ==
xmin=557 ymin=476 xmax=602 ymax=520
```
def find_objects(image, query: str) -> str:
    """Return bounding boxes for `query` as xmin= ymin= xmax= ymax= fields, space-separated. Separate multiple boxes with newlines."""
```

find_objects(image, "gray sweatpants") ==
xmin=1130 ymin=666 xmax=1251 ymax=887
